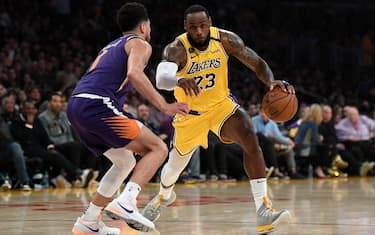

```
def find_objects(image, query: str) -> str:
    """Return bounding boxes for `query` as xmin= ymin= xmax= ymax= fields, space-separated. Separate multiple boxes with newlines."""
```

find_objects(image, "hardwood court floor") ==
xmin=1 ymin=177 xmax=375 ymax=235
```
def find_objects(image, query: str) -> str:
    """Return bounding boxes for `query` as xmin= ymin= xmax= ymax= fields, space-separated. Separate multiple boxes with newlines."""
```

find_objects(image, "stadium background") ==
xmin=1 ymin=0 xmax=374 ymax=115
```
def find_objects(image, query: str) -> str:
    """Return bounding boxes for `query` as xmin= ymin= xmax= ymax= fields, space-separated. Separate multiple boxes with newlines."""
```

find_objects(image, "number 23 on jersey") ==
xmin=194 ymin=73 xmax=216 ymax=90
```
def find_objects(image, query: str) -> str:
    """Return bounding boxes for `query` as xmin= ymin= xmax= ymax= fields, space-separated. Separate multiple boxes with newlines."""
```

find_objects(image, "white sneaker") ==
xmin=21 ymin=184 xmax=32 ymax=191
xmin=72 ymin=216 xmax=120 ymax=235
xmin=104 ymin=198 xmax=155 ymax=232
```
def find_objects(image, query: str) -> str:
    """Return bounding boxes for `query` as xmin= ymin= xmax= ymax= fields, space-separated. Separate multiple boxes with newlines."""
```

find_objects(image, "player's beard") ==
xmin=187 ymin=33 xmax=210 ymax=50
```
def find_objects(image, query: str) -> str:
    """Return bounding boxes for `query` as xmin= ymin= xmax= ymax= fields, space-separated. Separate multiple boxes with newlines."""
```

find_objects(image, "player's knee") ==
xmin=154 ymin=139 xmax=168 ymax=159
xmin=159 ymin=142 xmax=169 ymax=158
xmin=238 ymin=131 xmax=261 ymax=155
xmin=113 ymin=154 xmax=136 ymax=170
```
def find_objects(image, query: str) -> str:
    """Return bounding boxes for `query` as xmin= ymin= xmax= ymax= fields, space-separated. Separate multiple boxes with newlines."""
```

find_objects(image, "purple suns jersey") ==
xmin=72 ymin=34 xmax=138 ymax=105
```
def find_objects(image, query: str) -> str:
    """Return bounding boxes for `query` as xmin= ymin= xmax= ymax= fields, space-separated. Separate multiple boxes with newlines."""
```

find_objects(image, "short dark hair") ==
xmin=47 ymin=92 xmax=62 ymax=102
xmin=184 ymin=4 xmax=210 ymax=20
xmin=117 ymin=2 xmax=149 ymax=32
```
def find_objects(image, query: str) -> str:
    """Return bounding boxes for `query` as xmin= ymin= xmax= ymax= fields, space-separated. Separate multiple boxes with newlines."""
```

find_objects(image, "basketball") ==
xmin=261 ymin=85 xmax=298 ymax=122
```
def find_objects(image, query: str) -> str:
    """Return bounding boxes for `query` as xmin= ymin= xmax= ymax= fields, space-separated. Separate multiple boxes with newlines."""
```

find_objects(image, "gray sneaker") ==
xmin=143 ymin=191 xmax=176 ymax=222
xmin=256 ymin=197 xmax=291 ymax=234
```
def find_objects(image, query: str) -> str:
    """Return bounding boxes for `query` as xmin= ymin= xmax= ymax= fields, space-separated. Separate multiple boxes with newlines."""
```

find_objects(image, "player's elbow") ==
xmin=127 ymin=70 xmax=141 ymax=83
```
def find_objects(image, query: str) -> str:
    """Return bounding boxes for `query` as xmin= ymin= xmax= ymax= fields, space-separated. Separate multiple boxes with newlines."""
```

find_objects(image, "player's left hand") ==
xmin=270 ymin=80 xmax=295 ymax=94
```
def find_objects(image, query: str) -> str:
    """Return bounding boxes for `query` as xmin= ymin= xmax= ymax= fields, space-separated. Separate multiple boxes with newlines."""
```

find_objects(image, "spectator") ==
xmin=0 ymin=82 xmax=7 ymax=101
xmin=215 ymin=143 xmax=247 ymax=180
xmin=26 ymin=86 xmax=41 ymax=108
xmin=137 ymin=104 xmax=159 ymax=135
xmin=294 ymin=104 xmax=330 ymax=178
xmin=202 ymin=132 xmax=230 ymax=181
xmin=335 ymin=106 xmax=375 ymax=163
xmin=33 ymin=93 xmax=94 ymax=187
xmin=247 ymin=103 xmax=259 ymax=117
xmin=11 ymin=100 xmax=95 ymax=188
xmin=55 ymin=61 xmax=78 ymax=93
xmin=319 ymin=104 xmax=374 ymax=176
xmin=252 ymin=109 xmax=301 ymax=179
xmin=1 ymin=95 xmax=18 ymax=124
xmin=0 ymin=116 xmax=31 ymax=190
xmin=15 ymin=89 xmax=27 ymax=110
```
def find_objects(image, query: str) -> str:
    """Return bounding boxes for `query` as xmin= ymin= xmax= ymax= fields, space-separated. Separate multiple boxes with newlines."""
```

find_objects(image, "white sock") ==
xmin=250 ymin=178 xmax=267 ymax=211
xmin=82 ymin=202 xmax=103 ymax=221
xmin=159 ymin=182 xmax=174 ymax=199
xmin=118 ymin=181 xmax=141 ymax=202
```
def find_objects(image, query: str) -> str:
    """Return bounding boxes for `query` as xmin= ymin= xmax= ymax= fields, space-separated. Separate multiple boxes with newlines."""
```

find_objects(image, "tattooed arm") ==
xmin=162 ymin=40 xmax=187 ymax=70
xmin=220 ymin=29 xmax=294 ymax=94
xmin=220 ymin=29 xmax=274 ymax=87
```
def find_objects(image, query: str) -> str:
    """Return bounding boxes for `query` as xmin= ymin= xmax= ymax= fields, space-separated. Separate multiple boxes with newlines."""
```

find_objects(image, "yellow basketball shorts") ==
xmin=172 ymin=97 xmax=239 ymax=156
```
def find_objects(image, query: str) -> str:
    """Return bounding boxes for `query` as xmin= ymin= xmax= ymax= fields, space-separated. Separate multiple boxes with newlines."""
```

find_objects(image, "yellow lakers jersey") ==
xmin=175 ymin=27 xmax=229 ymax=111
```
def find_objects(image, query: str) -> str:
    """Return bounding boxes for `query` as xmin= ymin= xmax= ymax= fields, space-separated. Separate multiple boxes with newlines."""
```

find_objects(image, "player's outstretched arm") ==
xmin=221 ymin=30 xmax=294 ymax=94
xmin=126 ymin=38 xmax=189 ymax=116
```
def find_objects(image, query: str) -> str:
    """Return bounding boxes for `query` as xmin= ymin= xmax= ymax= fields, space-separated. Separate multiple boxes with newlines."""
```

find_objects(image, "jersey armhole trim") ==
xmin=176 ymin=36 xmax=191 ymax=74
xmin=215 ymin=28 xmax=229 ymax=59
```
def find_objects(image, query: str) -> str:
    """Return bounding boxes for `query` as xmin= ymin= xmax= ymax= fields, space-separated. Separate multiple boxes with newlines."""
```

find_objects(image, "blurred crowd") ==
xmin=1 ymin=0 xmax=375 ymax=191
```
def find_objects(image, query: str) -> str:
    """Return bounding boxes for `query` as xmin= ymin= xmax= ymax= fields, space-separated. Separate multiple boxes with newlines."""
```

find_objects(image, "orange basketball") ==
xmin=261 ymin=86 xmax=298 ymax=122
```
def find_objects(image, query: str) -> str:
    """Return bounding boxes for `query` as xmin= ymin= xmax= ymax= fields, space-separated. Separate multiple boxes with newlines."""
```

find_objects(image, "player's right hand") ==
xmin=163 ymin=102 xmax=190 ymax=116
xmin=177 ymin=78 xmax=200 ymax=96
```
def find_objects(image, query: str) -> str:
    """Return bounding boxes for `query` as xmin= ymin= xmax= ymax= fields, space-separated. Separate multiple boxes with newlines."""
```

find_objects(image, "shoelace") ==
xmin=152 ymin=195 xmax=164 ymax=209
xmin=263 ymin=197 xmax=276 ymax=212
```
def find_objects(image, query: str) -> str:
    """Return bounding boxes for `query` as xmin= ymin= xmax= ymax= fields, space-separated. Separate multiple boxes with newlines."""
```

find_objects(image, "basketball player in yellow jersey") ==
xmin=143 ymin=5 xmax=294 ymax=234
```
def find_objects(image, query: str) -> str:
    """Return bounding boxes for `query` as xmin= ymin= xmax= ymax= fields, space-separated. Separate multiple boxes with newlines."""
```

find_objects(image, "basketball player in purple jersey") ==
xmin=68 ymin=3 xmax=189 ymax=234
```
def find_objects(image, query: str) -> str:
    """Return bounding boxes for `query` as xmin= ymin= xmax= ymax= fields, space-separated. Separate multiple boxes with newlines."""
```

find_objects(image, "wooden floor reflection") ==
xmin=1 ymin=177 xmax=375 ymax=235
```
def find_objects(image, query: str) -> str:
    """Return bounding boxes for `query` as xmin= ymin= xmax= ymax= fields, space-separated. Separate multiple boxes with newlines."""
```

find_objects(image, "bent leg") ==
xmin=35 ymin=149 xmax=79 ymax=181
xmin=220 ymin=109 xmax=266 ymax=179
xmin=142 ymin=148 xmax=193 ymax=222
xmin=125 ymin=126 xmax=168 ymax=187
xmin=9 ymin=142 xmax=30 ymax=184
xmin=220 ymin=109 xmax=290 ymax=233
xmin=83 ymin=147 xmax=136 ymax=221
